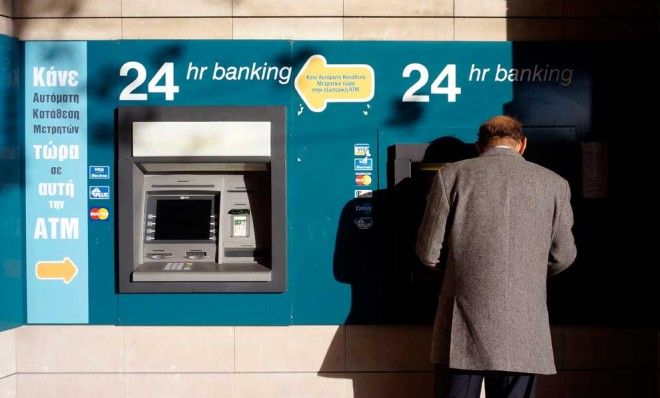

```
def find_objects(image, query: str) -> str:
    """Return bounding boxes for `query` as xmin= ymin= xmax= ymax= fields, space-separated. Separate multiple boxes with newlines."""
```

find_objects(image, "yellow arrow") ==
xmin=295 ymin=54 xmax=375 ymax=113
xmin=35 ymin=257 xmax=78 ymax=284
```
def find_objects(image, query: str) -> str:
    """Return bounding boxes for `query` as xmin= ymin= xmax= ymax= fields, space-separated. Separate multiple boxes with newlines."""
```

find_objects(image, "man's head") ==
xmin=477 ymin=115 xmax=527 ymax=155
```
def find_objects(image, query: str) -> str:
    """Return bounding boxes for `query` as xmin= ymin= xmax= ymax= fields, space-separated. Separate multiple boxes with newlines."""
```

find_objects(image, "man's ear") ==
xmin=518 ymin=137 xmax=527 ymax=155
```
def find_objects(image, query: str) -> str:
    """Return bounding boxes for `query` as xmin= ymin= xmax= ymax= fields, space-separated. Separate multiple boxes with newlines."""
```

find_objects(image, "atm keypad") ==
xmin=163 ymin=262 xmax=192 ymax=271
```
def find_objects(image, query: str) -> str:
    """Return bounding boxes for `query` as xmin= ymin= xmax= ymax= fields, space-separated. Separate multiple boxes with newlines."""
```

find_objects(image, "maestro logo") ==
xmin=89 ymin=207 xmax=109 ymax=221
xmin=355 ymin=173 xmax=372 ymax=186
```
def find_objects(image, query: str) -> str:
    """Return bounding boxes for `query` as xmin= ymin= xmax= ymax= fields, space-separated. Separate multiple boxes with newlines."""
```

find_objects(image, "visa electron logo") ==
xmin=89 ymin=165 xmax=110 ymax=179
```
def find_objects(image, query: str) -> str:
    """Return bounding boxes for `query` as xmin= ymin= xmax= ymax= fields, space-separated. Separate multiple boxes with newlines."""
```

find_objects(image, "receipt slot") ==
xmin=117 ymin=106 xmax=286 ymax=293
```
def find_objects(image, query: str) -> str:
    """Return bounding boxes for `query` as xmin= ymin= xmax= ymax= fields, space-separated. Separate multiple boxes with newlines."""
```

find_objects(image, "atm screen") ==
xmin=154 ymin=199 xmax=213 ymax=240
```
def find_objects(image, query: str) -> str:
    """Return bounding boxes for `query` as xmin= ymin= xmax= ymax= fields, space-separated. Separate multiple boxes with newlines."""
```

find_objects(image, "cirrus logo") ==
xmin=354 ymin=203 xmax=373 ymax=214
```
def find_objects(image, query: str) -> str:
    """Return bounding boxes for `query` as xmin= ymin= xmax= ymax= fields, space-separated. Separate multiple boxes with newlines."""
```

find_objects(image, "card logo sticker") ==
xmin=355 ymin=190 xmax=373 ymax=198
xmin=354 ymin=202 xmax=373 ymax=215
xmin=89 ymin=165 xmax=110 ymax=179
xmin=89 ymin=186 xmax=110 ymax=200
xmin=354 ymin=143 xmax=371 ymax=157
xmin=355 ymin=217 xmax=373 ymax=230
xmin=89 ymin=207 xmax=109 ymax=221
xmin=355 ymin=173 xmax=372 ymax=186
xmin=354 ymin=158 xmax=373 ymax=171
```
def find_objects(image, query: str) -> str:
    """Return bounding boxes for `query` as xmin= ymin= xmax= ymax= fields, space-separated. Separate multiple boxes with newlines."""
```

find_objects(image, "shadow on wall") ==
xmin=503 ymin=45 xmax=657 ymax=328
xmin=331 ymin=136 xmax=476 ymax=325
xmin=13 ymin=0 xmax=81 ymax=37
xmin=503 ymin=3 xmax=658 ymax=396
xmin=503 ymin=0 xmax=658 ymax=39
xmin=320 ymin=138 xmax=477 ymax=397
xmin=386 ymin=100 xmax=424 ymax=127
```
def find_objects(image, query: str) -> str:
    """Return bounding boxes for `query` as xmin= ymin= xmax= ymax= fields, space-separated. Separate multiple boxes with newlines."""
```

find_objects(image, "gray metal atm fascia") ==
xmin=117 ymin=106 xmax=286 ymax=293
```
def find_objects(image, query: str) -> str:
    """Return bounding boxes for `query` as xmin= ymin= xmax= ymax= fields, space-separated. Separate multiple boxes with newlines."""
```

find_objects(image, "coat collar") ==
xmin=480 ymin=146 xmax=524 ymax=158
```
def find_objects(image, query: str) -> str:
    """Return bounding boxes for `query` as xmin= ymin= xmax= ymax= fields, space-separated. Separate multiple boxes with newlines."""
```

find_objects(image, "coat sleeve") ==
xmin=416 ymin=170 xmax=451 ymax=268
xmin=548 ymin=179 xmax=577 ymax=276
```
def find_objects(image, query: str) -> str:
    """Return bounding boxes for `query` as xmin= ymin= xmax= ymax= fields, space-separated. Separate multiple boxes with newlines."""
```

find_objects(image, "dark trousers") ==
xmin=435 ymin=366 xmax=537 ymax=398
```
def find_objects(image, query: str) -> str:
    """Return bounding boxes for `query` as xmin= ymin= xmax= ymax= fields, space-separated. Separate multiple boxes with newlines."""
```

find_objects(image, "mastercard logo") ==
xmin=90 ymin=207 xmax=109 ymax=221
xmin=355 ymin=174 xmax=372 ymax=186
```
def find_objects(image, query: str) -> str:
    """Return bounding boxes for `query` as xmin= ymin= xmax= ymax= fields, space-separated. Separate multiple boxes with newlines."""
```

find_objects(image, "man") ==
xmin=416 ymin=115 xmax=577 ymax=398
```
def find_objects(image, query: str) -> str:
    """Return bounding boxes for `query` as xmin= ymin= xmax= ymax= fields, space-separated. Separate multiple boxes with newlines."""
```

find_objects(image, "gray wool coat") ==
xmin=416 ymin=146 xmax=577 ymax=375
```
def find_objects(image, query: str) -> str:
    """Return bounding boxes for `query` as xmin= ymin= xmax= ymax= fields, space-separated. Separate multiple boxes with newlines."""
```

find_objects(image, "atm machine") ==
xmin=116 ymin=106 xmax=286 ymax=293
xmin=388 ymin=138 xmax=477 ymax=285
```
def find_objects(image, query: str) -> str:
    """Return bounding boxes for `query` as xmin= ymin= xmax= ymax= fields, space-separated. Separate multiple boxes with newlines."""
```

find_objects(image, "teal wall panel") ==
xmin=112 ymin=41 xmax=294 ymax=324
xmin=0 ymin=34 xmax=24 ymax=331
xmin=87 ymin=41 xmax=119 ymax=324
xmin=8 ymin=38 xmax=652 ymax=327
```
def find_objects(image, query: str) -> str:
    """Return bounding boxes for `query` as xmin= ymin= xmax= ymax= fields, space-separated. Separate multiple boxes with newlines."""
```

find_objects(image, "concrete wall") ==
xmin=0 ymin=329 xmax=16 ymax=398
xmin=0 ymin=325 xmax=657 ymax=397
xmin=0 ymin=0 xmax=11 ymax=36
xmin=0 ymin=0 xmax=656 ymax=40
